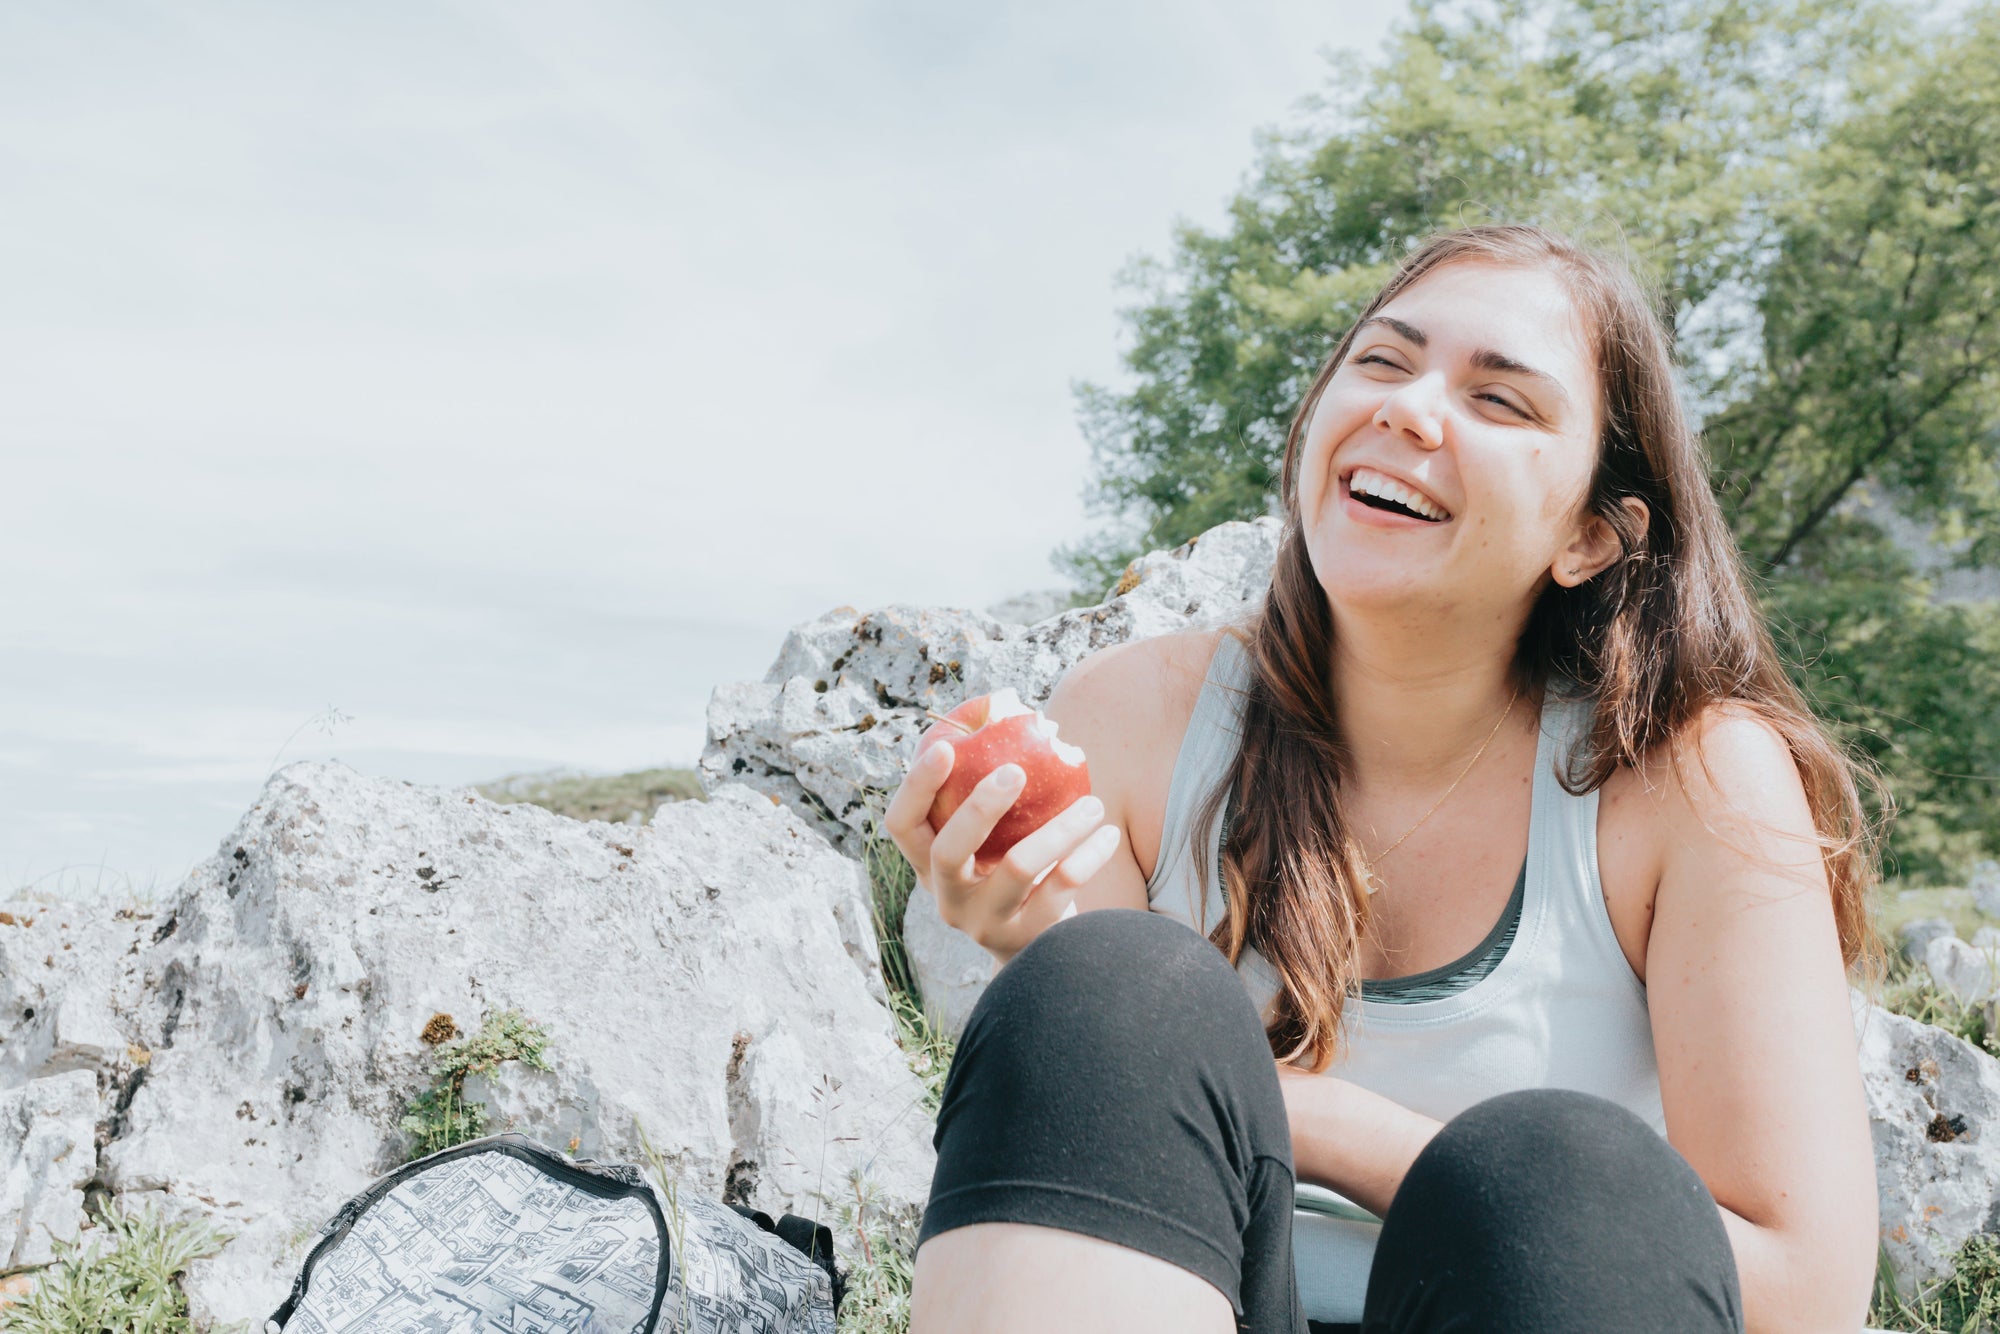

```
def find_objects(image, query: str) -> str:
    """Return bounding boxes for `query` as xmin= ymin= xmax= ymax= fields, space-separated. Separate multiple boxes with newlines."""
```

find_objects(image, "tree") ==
xmin=1061 ymin=0 xmax=2000 ymax=879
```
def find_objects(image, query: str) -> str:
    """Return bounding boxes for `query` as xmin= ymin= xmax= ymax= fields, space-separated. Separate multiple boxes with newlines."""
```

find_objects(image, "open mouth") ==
xmin=1340 ymin=466 xmax=1452 ymax=523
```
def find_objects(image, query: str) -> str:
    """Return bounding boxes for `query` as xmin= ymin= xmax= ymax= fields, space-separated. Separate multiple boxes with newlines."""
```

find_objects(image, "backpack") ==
xmin=266 ymin=1133 xmax=839 ymax=1334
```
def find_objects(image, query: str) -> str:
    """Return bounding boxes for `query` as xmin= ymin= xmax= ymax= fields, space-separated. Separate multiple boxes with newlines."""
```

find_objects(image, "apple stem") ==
xmin=923 ymin=708 xmax=976 ymax=736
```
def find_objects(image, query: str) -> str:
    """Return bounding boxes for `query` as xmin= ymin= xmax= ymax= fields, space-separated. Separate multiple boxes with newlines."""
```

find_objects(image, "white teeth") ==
xmin=1348 ymin=467 xmax=1449 ymax=521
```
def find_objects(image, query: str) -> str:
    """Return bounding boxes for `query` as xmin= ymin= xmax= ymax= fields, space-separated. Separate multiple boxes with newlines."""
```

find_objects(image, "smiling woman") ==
xmin=889 ymin=222 xmax=1886 ymax=1334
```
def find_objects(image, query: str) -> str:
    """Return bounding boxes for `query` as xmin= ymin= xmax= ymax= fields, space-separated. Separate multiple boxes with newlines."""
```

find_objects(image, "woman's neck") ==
xmin=1328 ymin=614 xmax=1539 ymax=796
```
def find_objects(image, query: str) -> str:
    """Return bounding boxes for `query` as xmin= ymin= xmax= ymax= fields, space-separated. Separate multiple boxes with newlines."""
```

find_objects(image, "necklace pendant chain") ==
xmin=1360 ymin=686 xmax=1521 ymax=895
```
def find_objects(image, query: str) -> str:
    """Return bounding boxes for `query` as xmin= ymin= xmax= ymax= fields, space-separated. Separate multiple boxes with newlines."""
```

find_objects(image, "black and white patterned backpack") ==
xmin=266 ymin=1133 xmax=839 ymax=1334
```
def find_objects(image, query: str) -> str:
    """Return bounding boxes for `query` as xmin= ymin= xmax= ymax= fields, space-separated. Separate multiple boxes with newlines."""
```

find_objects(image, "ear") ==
xmin=1552 ymin=496 xmax=1649 ymax=588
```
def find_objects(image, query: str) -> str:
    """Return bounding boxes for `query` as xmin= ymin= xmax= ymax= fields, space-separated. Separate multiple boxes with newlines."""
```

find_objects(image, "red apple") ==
xmin=914 ymin=687 xmax=1092 ymax=864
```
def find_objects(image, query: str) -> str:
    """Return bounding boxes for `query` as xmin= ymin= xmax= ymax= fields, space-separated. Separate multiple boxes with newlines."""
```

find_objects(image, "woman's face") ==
xmin=1297 ymin=258 xmax=1611 ymax=628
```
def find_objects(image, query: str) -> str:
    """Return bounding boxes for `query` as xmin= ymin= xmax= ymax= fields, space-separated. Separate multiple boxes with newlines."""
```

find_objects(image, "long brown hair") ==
xmin=1190 ymin=223 xmax=1888 ymax=1072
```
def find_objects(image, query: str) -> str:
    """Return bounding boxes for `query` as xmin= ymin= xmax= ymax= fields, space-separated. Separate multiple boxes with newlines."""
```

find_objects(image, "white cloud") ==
xmin=2 ymin=0 xmax=1405 ymax=888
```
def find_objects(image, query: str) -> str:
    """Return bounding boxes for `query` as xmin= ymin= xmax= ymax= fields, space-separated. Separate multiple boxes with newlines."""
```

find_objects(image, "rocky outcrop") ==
xmin=0 ymin=766 xmax=935 ymax=1329
xmin=1899 ymin=917 xmax=1958 ymax=963
xmin=1855 ymin=995 xmax=2000 ymax=1294
xmin=0 ymin=1070 xmax=98 ymax=1270
xmin=0 ymin=895 xmax=152 ymax=1272
xmin=1973 ymin=860 xmax=2000 ymax=920
xmin=701 ymin=517 xmax=1284 ymax=1033
xmin=1922 ymin=935 xmax=1999 ymax=1007
xmin=984 ymin=588 xmax=1080 ymax=626
xmin=699 ymin=517 xmax=1283 ymax=863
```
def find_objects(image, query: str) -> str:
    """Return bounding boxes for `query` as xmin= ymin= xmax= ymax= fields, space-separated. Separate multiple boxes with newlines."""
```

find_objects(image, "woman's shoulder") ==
xmin=1593 ymin=698 xmax=1811 ymax=966
xmin=1048 ymin=625 xmax=1235 ymax=719
xmin=1595 ymin=697 xmax=1802 ymax=810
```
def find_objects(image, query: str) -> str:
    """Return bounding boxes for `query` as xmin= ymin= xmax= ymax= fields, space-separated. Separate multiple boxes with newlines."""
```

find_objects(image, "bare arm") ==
xmin=1643 ymin=706 xmax=1877 ymax=1334
xmin=1277 ymin=1070 xmax=1441 ymax=1218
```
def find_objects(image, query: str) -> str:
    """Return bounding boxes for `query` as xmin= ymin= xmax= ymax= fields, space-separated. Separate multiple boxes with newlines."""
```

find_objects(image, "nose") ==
xmin=1373 ymin=373 xmax=1447 ymax=451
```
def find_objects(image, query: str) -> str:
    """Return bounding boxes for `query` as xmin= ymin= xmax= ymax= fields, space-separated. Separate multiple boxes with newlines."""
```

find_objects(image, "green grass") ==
xmin=399 ymin=1008 xmax=554 ymax=1160
xmin=0 ymin=1199 xmax=233 ymax=1334
xmin=830 ymin=803 xmax=959 ymax=1332
xmin=476 ymin=766 xmax=704 ymax=826
xmin=1872 ymin=880 xmax=1993 ymax=946
xmin=1871 ymin=1233 xmax=2000 ymax=1334
xmin=1876 ymin=942 xmax=2000 ymax=1061
xmin=859 ymin=809 xmax=924 ymax=1006
xmin=831 ymin=1173 xmax=922 ymax=1334
xmin=1868 ymin=953 xmax=1999 ymax=1333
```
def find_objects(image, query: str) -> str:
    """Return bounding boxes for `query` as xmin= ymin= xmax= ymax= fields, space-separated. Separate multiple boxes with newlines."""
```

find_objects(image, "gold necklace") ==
xmin=1359 ymin=687 xmax=1522 ymax=896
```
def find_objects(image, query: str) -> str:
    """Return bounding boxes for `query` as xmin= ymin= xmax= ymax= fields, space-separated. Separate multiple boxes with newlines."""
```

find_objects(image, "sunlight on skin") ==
xmin=910 ymin=1224 xmax=1236 ymax=1334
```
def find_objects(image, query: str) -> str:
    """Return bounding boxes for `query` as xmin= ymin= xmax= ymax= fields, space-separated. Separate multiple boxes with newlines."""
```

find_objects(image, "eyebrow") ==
xmin=1353 ymin=314 xmax=1573 ymax=417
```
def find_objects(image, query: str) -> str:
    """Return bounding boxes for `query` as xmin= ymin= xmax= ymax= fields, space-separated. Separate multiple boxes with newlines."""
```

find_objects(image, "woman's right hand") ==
xmin=884 ymin=739 xmax=1123 ymax=967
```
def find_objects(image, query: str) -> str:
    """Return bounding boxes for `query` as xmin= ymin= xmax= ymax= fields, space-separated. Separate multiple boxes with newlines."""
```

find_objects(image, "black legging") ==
xmin=916 ymin=909 xmax=1743 ymax=1333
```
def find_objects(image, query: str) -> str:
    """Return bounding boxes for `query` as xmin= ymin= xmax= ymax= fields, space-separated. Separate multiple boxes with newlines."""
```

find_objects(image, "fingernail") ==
xmin=1078 ymin=796 xmax=1104 ymax=819
xmin=997 ymin=764 xmax=1025 ymax=789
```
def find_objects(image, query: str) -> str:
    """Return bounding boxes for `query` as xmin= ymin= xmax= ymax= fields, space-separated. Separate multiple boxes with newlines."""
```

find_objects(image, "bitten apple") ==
xmin=914 ymin=687 xmax=1092 ymax=864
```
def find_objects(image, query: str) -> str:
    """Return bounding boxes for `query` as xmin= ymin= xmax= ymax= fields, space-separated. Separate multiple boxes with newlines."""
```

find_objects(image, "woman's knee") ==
xmin=932 ymin=907 xmax=1285 ymax=1173
xmin=961 ymin=908 xmax=1257 ymax=1061
xmin=1430 ymin=1088 xmax=1665 ymax=1186
xmin=1394 ymin=1088 xmax=1703 ymax=1230
xmin=1369 ymin=1088 xmax=1740 ymax=1331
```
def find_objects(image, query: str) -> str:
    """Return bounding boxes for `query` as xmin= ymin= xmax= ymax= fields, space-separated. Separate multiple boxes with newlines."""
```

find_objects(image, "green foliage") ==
xmin=0 ymin=1199 xmax=231 ymax=1334
xmin=1764 ymin=519 xmax=2000 ymax=882
xmin=1060 ymin=0 xmax=2000 ymax=873
xmin=399 ymin=1009 xmax=554 ymax=1160
xmin=885 ymin=989 xmax=953 ymax=1118
xmin=1872 ymin=881 xmax=1990 ymax=946
xmin=859 ymin=804 xmax=958 ymax=1110
xmin=818 ymin=804 xmax=959 ymax=1331
xmin=1877 ymin=947 xmax=2000 ymax=1061
xmin=1871 ymin=1233 xmax=2000 ymax=1334
xmin=861 ymin=812 xmax=924 ymax=1008
xmin=831 ymin=1174 xmax=921 ymax=1334
xmin=1715 ymin=4 xmax=2000 ymax=574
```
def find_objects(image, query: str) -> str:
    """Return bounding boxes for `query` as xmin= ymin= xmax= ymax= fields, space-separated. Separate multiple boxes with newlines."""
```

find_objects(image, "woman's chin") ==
xmin=1306 ymin=539 xmax=1436 ymax=601
xmin=1315 ymin=574 xmax=1445 ymax=618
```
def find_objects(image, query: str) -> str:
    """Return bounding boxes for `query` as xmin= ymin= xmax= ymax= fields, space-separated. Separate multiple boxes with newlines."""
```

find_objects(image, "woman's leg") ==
xmin=1358 ymin=1087 xmax=1743 ymax=1334
xmin=911 ymin=908 xmax=1306 ymax=1334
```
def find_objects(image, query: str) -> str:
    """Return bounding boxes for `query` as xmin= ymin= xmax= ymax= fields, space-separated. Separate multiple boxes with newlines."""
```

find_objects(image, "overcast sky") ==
xmin=2 ymin=1 xmax=1407 ymax=894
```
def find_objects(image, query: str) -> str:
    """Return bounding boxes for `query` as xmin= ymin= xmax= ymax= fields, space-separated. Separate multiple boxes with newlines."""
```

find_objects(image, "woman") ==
xmin=884 ymin=224 xmax=1883 ymax=1333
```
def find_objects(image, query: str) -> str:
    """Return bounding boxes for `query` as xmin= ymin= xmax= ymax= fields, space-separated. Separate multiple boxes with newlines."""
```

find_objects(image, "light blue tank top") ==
xmin=1146 ymin=630 xmax=1664 ymax=1325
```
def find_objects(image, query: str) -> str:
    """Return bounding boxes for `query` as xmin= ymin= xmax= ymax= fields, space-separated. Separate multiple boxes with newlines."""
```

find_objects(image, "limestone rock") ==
xmin=984 ymin=588 xmax=1079 ymax=626
xmin=702 ymin=518 xmax=1281 ymax=1032
xmin=1855 ymin=994 xmax=2000 ymax=1295
xmin=0 ymin=899 xmax=150 ymax=1089
xmin=699 ymin=517 xmax=1282 ymax=862
xmin=1972 ymin=861 xmax=2000 ymax=920
xmin=1922 ymin=936 xmax=1997 ymax=1007
xmin=91 ymin=763 xmax=934 ymax=1328
xmin=902 ymin=887 xmax=995 ymax=1036
xmin=1972 ymin=927 xmax=2000 ymax=952
xmin=1899 ymin=917 xmax=1957 ymax=964
xmin=0 ymin=1070 xmax=99 ymax=1269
